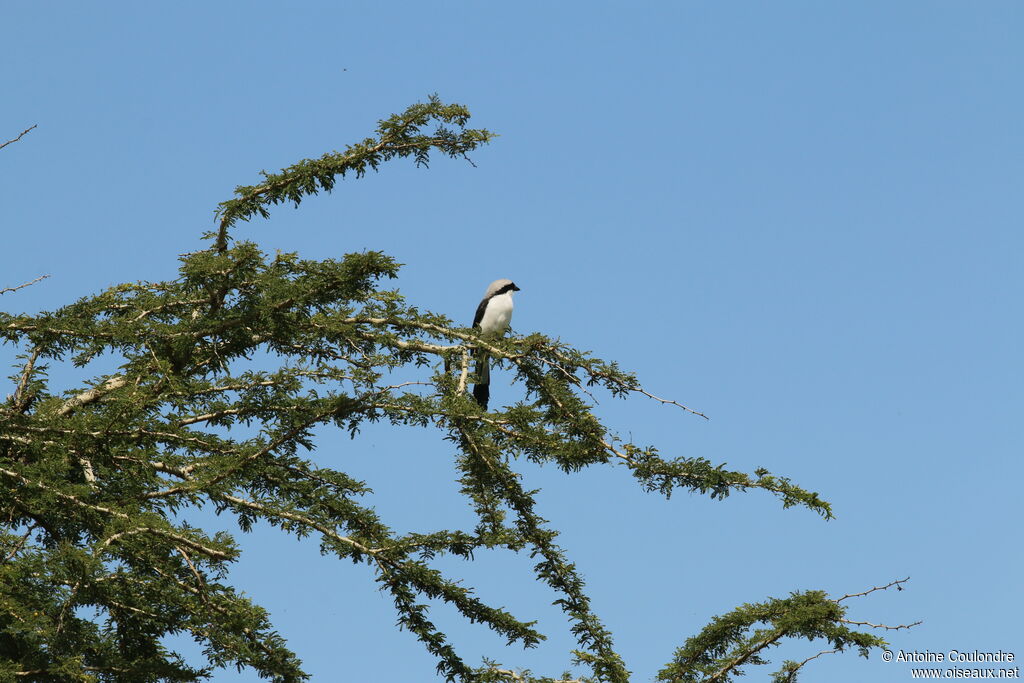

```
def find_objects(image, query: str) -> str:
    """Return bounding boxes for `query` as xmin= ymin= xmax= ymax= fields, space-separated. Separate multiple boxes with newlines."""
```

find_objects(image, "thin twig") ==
xmin=779 ymin=649 xmax=839 ymax=682
xmin=836 ymin=576 xmax=911 ymax=602
xmin=0 ymin=274 xmax=49 ymax=295
xmin=635 ymin=387 xmax=708 ymax=420
xmin=176 ymin=546 xmax=211 ymax=605
xmin=486 ymin=670 xmax=581 ymax=683
xmin=796 ymin=648 xmax=838 ymax=667
xmin=840 ymin=618 xmax=923 ymax=631
xmin=1 ymin=526 xmax=36 ymax=563
xmin=0 ymin=124 xmax=36 ymax=151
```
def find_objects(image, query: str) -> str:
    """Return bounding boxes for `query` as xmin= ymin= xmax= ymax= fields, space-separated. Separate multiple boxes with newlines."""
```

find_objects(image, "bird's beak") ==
xmin=513 ymin=284 xmax=521 ymax=291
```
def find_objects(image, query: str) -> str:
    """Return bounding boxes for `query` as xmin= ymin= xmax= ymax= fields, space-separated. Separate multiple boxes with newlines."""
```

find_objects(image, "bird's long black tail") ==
xmin=472 ymin=349 xmax=490 ymax=409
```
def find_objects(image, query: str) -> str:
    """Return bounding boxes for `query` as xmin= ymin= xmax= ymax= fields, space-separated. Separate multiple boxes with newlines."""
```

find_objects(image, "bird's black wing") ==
xmin=471 ymin=295 xmax=492 ymax=408
xmin=472 ymin=296 xmax=490 ymax=328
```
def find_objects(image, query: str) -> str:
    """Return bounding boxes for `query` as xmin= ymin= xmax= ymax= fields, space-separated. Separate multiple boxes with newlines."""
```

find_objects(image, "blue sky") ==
xmin=3 ymin=2 xmax=1022 ymax=681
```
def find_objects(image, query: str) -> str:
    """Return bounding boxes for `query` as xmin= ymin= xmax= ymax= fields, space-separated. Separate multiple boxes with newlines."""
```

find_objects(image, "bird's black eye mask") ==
xmin=494 ymin=283 xmax=520 ymax=296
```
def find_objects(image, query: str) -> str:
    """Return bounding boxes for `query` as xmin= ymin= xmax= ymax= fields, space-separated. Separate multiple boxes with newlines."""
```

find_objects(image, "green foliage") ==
xmin=211 ymin=94 xmax=493 ymax=252
xmin=0 ymin=99 xmax=909 ymax=681
xmin=655 ymin=589 xmax=894 ymax=683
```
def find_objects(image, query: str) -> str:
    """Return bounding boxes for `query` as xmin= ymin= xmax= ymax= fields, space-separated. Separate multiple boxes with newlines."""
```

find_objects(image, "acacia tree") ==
xmin=0 ymin=99 xmax=914 ymax=682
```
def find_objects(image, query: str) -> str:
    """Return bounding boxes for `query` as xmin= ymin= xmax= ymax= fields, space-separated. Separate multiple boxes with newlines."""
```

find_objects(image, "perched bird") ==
xmin=471 ymin=278 xmax=520 ymax=409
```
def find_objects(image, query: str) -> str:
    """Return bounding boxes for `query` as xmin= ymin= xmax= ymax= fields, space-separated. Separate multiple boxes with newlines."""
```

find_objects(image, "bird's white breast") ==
xmin=479 ymin=292 xmax=514 ymax=336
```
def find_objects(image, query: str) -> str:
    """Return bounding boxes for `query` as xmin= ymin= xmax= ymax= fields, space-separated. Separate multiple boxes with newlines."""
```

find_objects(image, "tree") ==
xmin=0 ymin=98 xmax=915 ymax=682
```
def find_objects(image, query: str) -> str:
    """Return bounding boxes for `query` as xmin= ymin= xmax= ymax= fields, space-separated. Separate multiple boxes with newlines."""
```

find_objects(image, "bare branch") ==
xmin=836 ymin=576 xmax=911 ymax=602
xmin=634 ymin=387 xmax=708 ymax=420
xmin=778 ymin=649 xmax=839 ymax=682
xmin=0 ymin=124 xmax=36 ymax=151
xmin=0 ymin=274 xmax=50 ymax=296
xmin=10 ymin=347 xmax=41 ymax=413
xmin=797 ymin=648 xmax=837 ymax=666
xmin=457 ymin=347 xmax=471 ymax=395
xmin=839 ymin=618 xmax=923 ymax=631
xmin=57 ymin=376 xmax=127 ymax=416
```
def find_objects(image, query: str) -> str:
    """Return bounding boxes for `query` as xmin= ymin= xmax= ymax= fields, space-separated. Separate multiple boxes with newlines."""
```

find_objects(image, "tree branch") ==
xmin=1 ymin=525 xmax=36 ymax=563
xmin=705 ymin=628 xmax=785 ymax=683
xmin=0 ymin=124 xmax=36 ymax=151
xmin=839 ymin=617 xmax=922 ymax=631
xmin=10 ymin=347 xmax=41 ymax=413
xmin=101 ymin=526 xmax=233 ymax=562
xmin=0 ymin=465 xmax=234 ymax=562
xmin=836 ymin=576 xmax=911 ymax=602
xmin=0 ymin=274 xmax=49 ymax=295
xmin=57 ymin=376 xmax=127 ymax=416
xmin=777 ymin=649 xmax=839 ymax=682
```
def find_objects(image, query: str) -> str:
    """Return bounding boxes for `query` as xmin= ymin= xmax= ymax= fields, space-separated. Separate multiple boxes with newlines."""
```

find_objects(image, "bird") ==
xmin=471 ymin=278 xmax=520 ymax=409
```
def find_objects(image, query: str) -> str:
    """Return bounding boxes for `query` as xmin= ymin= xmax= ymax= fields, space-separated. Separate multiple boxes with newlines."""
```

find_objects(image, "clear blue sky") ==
xmin=3 ymin=2 xmax=1022 ymax=681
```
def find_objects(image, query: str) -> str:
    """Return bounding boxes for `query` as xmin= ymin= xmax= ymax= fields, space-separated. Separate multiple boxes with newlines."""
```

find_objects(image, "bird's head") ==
xmin=485 ymin=279 xmax=520 ymax=297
